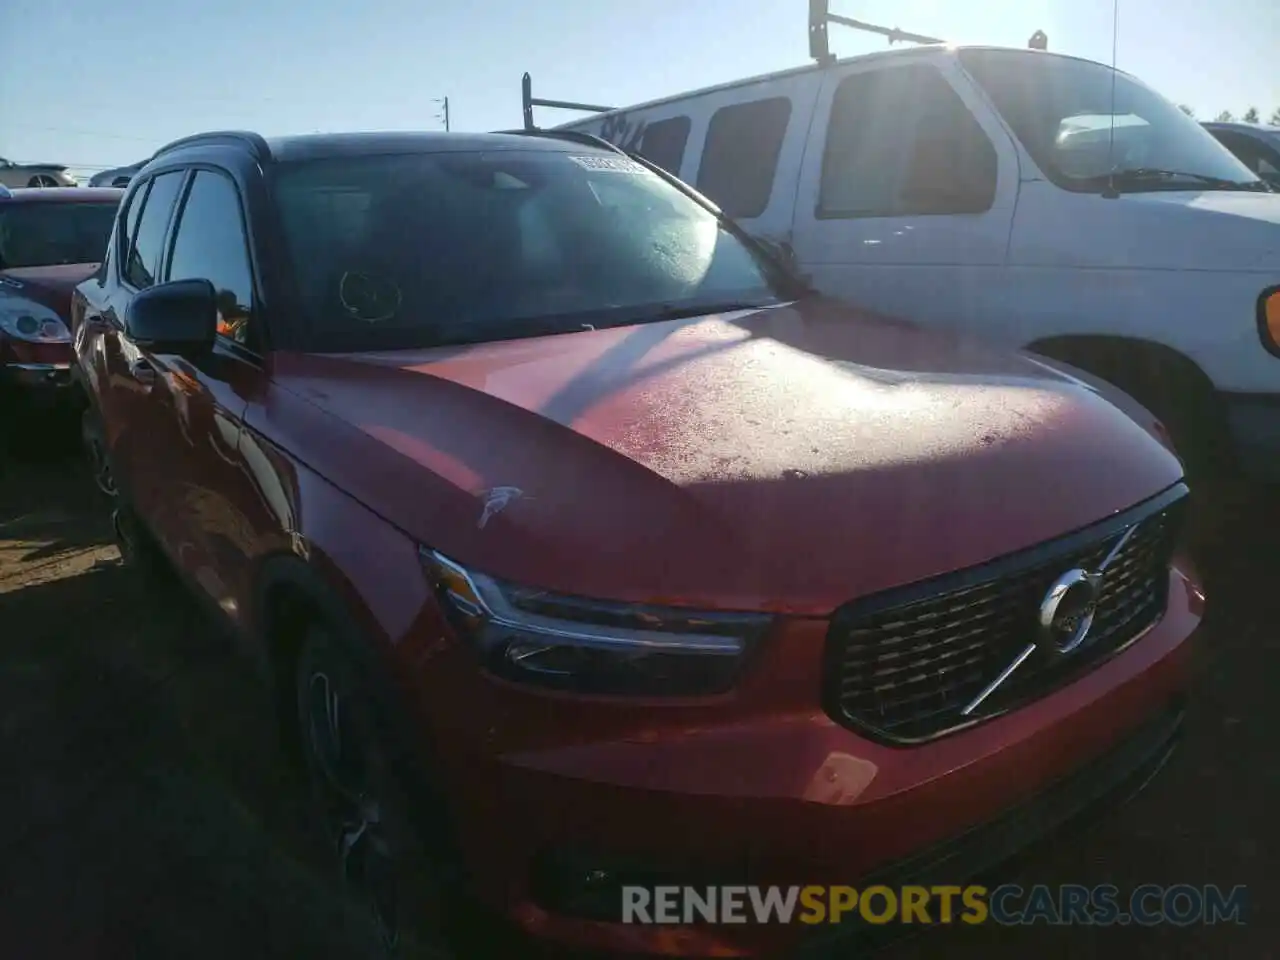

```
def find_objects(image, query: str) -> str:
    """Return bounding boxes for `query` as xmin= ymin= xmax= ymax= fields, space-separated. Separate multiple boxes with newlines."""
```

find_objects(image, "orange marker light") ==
xmin=1264 ymin=289 xmax=1280 ymax=350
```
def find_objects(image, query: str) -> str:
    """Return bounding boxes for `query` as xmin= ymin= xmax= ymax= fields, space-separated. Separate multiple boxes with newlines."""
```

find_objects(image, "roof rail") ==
xmin=521 ymin=73 xmax=615 ymax=131
xmin=496 ymin=127 xmax=627 ymax=153
xmin=152 ymin=130 xmax=271 ymax=162
xmin=809 ymin=0 xmax=942 ymax=64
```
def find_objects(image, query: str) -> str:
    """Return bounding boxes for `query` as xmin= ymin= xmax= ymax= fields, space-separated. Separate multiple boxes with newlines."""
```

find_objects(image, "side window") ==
xmin=117 ymin=179 xmax=148 ymax=273
xmin=820 ymin=65 xmax=997 ymax=218
xmin=637 ymin=116 xmax=692 ymax=175
xmin=125 ymin=171 xmax=184 ymax=289
xmin=696 ymin=97 xmax=792 ymax=219
xmin=165 ymin=170 xmax=255 ymax=347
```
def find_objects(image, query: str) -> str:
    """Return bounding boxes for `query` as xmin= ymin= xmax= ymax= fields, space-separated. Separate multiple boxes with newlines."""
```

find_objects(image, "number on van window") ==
xmin=598 ymin=114 xmax=692 ymax=176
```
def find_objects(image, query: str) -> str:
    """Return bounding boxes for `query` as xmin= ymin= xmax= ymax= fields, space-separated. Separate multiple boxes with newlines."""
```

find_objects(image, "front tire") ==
xmin=294 ymin=626 xmax=457 ymax=958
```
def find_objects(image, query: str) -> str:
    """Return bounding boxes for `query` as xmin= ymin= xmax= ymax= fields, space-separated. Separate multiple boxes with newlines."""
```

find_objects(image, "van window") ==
xmin=696 ymin=97 xmax=792 ymax=219
xmin=638 ymin=116 xmax=692 ymax=175
xmin=958 ymin=49 xmax=1261 ymax=193
xmin=820 ymin=65 xmax=996 ymax=219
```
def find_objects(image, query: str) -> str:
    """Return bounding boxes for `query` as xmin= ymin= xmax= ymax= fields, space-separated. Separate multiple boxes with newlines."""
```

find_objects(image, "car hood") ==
xmin=1014 ymin=187 xmax=1280 ymax=272
xmin=0 ymin=263 xmax=98 ymax=319
xmin=268 ymin=299 xmax=1183 ymax=614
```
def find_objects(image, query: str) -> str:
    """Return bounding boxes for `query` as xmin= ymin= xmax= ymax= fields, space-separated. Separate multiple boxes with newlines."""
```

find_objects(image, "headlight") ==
xmin=0 ymin=294 xmax=70 ymax=343
xmin=421 ymin=548 xmax=772 ymax=696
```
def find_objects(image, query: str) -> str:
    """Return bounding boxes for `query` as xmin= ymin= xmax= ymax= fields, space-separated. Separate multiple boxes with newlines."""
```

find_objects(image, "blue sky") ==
xmin=2 ymin=0 xmax=1277 ymax=179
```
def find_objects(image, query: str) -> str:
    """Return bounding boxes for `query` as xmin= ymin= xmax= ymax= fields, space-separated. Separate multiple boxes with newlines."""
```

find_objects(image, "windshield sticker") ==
xmin=567 ymin=155 xmax=646 ymax=174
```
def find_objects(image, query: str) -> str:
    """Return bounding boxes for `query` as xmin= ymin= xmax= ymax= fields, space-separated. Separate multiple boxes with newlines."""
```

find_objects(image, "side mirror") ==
xmin=124 ymin=279 xmax=217 ymax=356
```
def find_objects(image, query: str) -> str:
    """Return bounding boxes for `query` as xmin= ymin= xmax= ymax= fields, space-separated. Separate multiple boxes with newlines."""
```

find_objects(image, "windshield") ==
xmin=272 ymin=148 xmax=785 ymax=351
xmin=958 ymin=49 xmax=1262 ymax=192
xmin=0 ymin=201 xmax=118 ymax=269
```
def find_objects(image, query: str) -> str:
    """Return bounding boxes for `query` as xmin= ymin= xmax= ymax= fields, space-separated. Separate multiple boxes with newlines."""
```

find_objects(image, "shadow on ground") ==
xmin=1 ymin=438 xmax=389 ymax=959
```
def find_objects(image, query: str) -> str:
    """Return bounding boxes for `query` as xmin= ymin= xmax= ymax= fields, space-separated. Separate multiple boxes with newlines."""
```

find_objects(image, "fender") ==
xmin=252 ymin=550 xmax=393 ymax=706
xmin=251 ymin=548 xmax=466 ymax=874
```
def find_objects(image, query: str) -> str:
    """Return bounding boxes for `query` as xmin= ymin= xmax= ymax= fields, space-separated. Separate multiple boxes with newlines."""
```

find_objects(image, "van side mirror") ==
xmin=124 ymin=278 xmax=217 ymax=356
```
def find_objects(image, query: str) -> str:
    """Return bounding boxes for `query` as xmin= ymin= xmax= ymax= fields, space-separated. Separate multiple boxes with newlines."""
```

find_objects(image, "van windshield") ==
xmin=958 ymin=49 xmax=1264 ymax=193
xmin=272 ymin=147 xmax=786 ymax=352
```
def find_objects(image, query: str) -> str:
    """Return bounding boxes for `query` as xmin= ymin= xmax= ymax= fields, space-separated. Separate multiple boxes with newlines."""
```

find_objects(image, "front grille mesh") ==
xmin=824 ymin=490 xmax=1185 ymax=744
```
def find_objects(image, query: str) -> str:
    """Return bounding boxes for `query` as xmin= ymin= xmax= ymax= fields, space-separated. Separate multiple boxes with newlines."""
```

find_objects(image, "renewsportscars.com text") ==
xmin=622 ymin=883 xmax=1248 ymax=927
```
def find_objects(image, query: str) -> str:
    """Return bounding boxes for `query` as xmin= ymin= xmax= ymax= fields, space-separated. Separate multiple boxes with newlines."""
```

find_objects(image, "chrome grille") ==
xmin=823 ymin=487 xmax=1186 ymax=744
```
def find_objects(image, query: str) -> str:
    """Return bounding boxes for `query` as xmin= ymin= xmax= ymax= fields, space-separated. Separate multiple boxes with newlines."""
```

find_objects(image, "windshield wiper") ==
xmin=1096 ymin=167 xmax=1270 ymax=195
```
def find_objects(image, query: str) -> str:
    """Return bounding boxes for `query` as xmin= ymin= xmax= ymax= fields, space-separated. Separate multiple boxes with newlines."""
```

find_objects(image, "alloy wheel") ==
xmin=84 ymin=430 xmax=117 ymax=497
xmin=303 ymin=669 xmax=404 ymax=950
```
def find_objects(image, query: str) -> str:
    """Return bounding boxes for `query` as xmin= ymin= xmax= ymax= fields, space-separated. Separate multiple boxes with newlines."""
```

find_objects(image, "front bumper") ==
xmin=0 ymin=362 xmax=75 ymax=412
xmin=794 ymin=699 xmax=1184 ymax=957
xmin=1 ymin=361 xmax=73 ymax=390
xmin=1223 ymin=391 xmax=1280 ymax=480
xmin=435 ymin=564 xmax=1201 ymax=958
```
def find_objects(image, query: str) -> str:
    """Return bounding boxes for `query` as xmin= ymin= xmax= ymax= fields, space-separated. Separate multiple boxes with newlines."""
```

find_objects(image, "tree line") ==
xmin=1178 ymin=105 xmax=1280 ymax=125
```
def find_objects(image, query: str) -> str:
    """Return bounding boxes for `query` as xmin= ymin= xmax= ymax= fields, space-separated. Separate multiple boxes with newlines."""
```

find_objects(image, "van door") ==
xmin=790 ymin=56 xmax=1020 ymax=328
xmin=685 ymin=75 xmax=822 ymax=261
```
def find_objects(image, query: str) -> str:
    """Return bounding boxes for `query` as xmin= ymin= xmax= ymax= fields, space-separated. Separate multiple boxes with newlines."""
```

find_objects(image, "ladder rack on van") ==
xmin=518 ymin=3 xmax=1050 ymax=132
xmin=521 ymin=73 xmax=615 ymax=131
xmin=808 ymin=0 xmax=941 ymax=64
xmin=808 ymin=1 xmax=1048 ymax=62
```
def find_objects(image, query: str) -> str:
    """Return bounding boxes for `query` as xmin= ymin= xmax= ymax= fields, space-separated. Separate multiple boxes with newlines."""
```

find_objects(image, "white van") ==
xmin=547 ymin=27 xmax=1280 ymax=480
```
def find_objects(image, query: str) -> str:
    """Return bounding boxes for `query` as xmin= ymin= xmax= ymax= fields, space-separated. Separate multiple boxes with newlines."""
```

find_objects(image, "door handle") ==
xmin=128 ymin=358 xmax=156 ymax=386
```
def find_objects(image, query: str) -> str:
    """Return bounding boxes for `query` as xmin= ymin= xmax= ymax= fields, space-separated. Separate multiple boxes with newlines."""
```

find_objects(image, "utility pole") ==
xmin=442 ymin=96 xmax=450 ymax=132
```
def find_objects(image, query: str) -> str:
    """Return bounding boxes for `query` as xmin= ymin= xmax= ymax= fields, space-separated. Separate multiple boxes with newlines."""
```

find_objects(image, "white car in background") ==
xmin=0 ymin=157 xmax=76 ymax=188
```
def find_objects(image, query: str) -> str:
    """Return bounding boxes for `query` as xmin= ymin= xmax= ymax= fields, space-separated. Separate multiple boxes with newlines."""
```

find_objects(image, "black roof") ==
xmin=266 ymin=130 xmax=592 ymax=162
xmin=155 ymin=130 xmax=596 ymax=165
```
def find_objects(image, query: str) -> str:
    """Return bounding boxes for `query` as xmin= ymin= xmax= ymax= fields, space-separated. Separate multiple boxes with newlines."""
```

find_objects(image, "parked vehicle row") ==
xmin=55 ymin=125 xmax=1201 ymax=958
xmin=559 ymin=28 xmax=1280 ymax=485
xmin=2 ymin=7 xmax=1245 ymax=953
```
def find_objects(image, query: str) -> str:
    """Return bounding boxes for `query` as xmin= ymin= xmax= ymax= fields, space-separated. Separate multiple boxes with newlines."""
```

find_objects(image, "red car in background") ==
xmin=72 ymin=130 xmax=1199 ymax=958
xmin=0 ymin=186 xmax=121 ymax=412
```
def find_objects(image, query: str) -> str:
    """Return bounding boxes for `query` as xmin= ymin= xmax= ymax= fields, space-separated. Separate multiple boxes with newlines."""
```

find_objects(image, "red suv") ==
xmin=0 ymin=186 xmax=121 ymax=410
xmin=71 ymin=130 xmax=1200 ymax=958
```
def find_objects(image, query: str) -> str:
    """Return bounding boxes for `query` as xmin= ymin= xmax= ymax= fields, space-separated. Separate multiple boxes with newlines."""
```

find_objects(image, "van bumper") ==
xmin=1222 ymin=392 xmax=1280 ymax=480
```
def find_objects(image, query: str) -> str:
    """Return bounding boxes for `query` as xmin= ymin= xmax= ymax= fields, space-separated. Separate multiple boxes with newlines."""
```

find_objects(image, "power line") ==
xmin=5 ymin=122 xmax=155 ymax=143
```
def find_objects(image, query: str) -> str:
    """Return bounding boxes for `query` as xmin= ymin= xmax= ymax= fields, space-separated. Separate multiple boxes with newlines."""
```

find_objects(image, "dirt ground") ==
xmin=1 ymin=433 xmax=1276 ymax=959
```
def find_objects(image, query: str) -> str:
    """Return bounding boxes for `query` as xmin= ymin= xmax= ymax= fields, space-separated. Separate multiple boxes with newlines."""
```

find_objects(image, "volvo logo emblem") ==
xmin=1036 ymin=568 xmax=1101 ymax=656
xmin=960 ymin=522 xmax=1141 ymax=717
